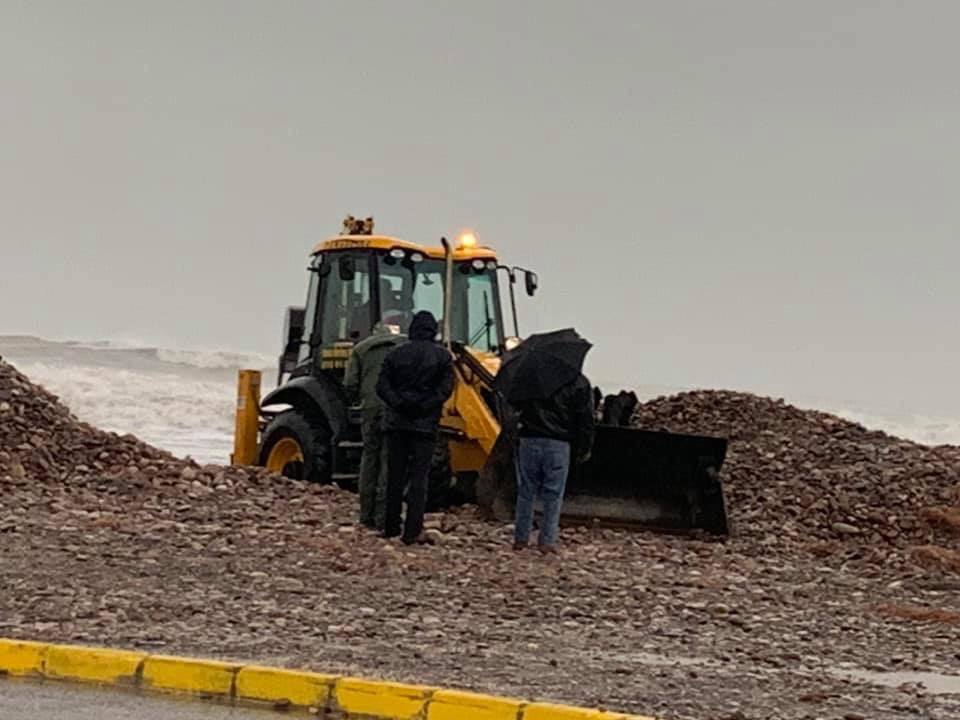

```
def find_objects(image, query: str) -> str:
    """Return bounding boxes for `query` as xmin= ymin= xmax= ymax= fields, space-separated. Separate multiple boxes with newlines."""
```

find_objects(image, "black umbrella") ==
xmin=494 ymin=328 xmax=592 ymax=404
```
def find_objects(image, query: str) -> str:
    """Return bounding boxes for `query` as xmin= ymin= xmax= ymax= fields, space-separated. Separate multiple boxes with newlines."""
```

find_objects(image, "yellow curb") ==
xmin=427 ymin=689 xmax=523 ymax=720
xmin=45 ymin=644 xmax=144 ymax=685
xmin=334 ymin=676 xmax=435 ymax=719
xmin=0 ymin=639 xmax=47 ymax=676
xmin=236 ymin=664 xmax=336 ymax=708
xmin=0 ymin=638 xmax=657 ymax=719
xmin=141 ymin=654 xmax=239 ymax=696
xmin=524 ymin=702 xmax=638 ymax=720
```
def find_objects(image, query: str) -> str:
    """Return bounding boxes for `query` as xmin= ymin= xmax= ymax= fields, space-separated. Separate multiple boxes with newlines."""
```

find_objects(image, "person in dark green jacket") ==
xmin=344 ymin=322 xmax=405 ymax=529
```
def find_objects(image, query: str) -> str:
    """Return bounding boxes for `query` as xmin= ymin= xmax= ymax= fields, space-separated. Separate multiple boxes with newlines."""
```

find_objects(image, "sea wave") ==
xmin=154 ymin=348 xmax=275 ymax=371
xmin=1 ymin=335 xmax=274 ymax=373
xmin=13 ymin=360 xmax=238 ymax=465
xmin=0 ymin=335 xmax=275 ymax=465
xmin=824 ymin=407 xmax=960 ymax=448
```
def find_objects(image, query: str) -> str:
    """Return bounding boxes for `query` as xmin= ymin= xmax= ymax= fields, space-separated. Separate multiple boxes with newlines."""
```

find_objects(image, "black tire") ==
xmin=448 ymin=471 xmax=478 ymax=507
xmin=258 ymin=410 xmax=331 ymax=483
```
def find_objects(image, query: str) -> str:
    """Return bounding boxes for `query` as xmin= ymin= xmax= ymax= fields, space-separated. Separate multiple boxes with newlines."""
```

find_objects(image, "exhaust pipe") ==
xmin=441 ymin=236 xmax=453 ymax=349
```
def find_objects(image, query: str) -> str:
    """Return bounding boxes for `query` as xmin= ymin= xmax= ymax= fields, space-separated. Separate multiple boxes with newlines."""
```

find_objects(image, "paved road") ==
xmin=0 ymin=678 xmax=284 ymax=719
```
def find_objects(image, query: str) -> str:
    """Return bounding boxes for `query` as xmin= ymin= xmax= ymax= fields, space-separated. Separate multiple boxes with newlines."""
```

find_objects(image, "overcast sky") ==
xmin=1 ymin=1 xmax=958 ymax=415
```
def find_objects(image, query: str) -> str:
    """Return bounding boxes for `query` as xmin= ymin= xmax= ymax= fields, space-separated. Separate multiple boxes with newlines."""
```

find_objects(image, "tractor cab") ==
xmin=277 ymin=218 xmax=537 ymax=386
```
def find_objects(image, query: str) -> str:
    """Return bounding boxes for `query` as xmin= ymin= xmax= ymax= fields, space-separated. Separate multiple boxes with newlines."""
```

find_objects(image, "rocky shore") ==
xmin=2 ymin=359 xmax=958 ymax=719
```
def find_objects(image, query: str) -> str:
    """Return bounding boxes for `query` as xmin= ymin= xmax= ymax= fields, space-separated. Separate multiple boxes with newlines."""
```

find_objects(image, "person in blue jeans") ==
xmin=513 ymin=372 xmax=595 ymax=553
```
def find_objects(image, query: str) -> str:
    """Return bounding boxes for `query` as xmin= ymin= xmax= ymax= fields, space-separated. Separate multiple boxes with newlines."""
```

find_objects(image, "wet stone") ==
xmin=0 ymin=358 xmax=956 ymax=720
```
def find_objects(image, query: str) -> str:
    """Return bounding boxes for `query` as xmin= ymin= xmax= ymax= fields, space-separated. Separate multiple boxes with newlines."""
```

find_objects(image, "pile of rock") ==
xmin=632 ymin=390 xmax=960 ymax=550
xmin=4 ymin=353 xmax=959 ymax=558
xmin=4 ymin=359 xmax=960 ymax=719
xmin=0 ymin=359 xmax=277 ymax=505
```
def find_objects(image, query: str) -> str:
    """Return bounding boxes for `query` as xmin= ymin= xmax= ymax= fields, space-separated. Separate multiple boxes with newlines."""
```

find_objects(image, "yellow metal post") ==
xmin=232 ymin=369 xmax=261 ymax=465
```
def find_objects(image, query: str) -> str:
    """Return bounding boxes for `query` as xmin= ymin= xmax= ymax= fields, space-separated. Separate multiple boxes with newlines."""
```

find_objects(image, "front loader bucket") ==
xmin=474 ymin=408 xmax=519 ymax=523
xmin=475 ymin=424 xmax=729 ymax=536
xmin=565 ymin=425 xmax=729 ymax=535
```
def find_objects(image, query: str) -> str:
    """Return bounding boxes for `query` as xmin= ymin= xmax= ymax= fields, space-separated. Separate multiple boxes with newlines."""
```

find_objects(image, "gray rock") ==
xmin=832 ymin=522 xmax=861 ymax=535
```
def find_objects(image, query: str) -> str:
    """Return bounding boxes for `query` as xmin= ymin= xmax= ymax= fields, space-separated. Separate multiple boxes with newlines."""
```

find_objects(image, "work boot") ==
xmin=538 ymin=544 xmax=559 ymax=555
xmin=402 ymin=531 xmax=435 ymax=546
xmin=512 ymin=541 xmax=527 ymax=552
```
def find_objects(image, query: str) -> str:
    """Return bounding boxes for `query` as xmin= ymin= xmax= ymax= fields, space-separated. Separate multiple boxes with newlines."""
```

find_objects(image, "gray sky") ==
xmin=1 ymin=1 xmax=958 ymax=415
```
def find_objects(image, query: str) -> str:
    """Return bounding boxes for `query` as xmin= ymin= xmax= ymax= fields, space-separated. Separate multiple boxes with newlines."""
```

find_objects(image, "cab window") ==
xmin=453 ymin=265 xmax=502 ymax=353
xmin=298 ymin=259 xmax=321 ymax=362
xmin=378 ymin=254 xmax=444 ymax=333
xmin=319 ymin=253 xmax=372 ymax=343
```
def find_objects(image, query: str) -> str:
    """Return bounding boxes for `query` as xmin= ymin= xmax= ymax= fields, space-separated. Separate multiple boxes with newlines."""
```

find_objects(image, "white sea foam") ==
xmin=1 ymin=335 xmax=274 ymax=373
xmin=15 ymin=361 xmax=238 ymax=465
xmin=821 ymin=406 xmax=960 ymax=447
xmin=154 ymin=348 xmax=276 ymax=371
xmin=1 ymin=336 xmax=276 ymax=465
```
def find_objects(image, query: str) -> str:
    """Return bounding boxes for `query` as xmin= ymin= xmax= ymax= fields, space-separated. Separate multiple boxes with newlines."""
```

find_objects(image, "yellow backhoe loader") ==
xmin=232 ymin=216 xmax=729 ymax=534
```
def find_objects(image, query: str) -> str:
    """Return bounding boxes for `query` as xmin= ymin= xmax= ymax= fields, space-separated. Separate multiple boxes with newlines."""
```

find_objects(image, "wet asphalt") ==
xmin=0 ymin=678 xmax=288 ymax=719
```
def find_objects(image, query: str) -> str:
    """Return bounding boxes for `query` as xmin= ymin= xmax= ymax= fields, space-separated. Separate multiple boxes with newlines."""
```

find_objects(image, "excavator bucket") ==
xmin=565 ymin=425 xmax=728 ymax=535
xmin=446 ymin=344 xmax=729 ymax=535
xmin=475 ymin=424 xmax=728 ymax=536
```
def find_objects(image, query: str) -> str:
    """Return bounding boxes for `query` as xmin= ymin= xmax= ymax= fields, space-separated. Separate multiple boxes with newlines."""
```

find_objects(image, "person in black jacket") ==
xmin=376 ymin=311 xmax=455 ymax=544
xmin=513 ymin=373 xmax=595 ymax=553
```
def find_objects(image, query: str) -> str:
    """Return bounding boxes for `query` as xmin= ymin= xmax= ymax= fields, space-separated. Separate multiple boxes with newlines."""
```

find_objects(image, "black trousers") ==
xmin=384 ymin=430 xmax=435 ymax=541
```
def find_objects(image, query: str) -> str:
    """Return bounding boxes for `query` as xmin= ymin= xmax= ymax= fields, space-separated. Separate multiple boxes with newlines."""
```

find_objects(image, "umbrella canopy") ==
xmin=493 ymin=328 xmax=592 ymax=404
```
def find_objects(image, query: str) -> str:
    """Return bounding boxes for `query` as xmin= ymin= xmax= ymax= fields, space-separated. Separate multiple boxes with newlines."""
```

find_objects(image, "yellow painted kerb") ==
xmin=0 ymin=639 xmax=47 ymax=676
xmin=0 ymin=638 xmax=657 ymax=719
xmin=427 ymin=689 xmax=524 ymax=720
xmin=141 ymin=654 xmax=238 ymax=696
xmin=524 ymin=702 xmax=637 ymax=720
xmin=334 ymin=676 xmax=434 ymax=719
xmin=44 ymin=644 xmax=144 ymax=685
xmin=236 ymin=665 xmax=336 ymax=708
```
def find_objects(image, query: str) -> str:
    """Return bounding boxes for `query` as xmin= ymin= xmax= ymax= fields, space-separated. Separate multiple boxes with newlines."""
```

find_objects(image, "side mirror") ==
xmin=312 ymin=254 xmax=332 ymax=277
xmin=524 ymin=271 xmax=539 ymax=297
xmin=338 ymin=255 xmax=356 ymax=281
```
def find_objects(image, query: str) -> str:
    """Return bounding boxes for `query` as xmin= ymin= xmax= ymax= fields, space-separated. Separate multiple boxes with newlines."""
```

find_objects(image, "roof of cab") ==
xmin=311 ymin=235 xmax=498 ymax=261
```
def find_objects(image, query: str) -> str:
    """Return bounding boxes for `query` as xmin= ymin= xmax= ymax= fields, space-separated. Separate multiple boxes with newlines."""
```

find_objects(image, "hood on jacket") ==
xmin=371 ymin=320 xmax=402 ymax=337
xmin=351 ymin=322 xmax=405 ymax=356
xmin=409 ymin=311 xmax=439 ymax=341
